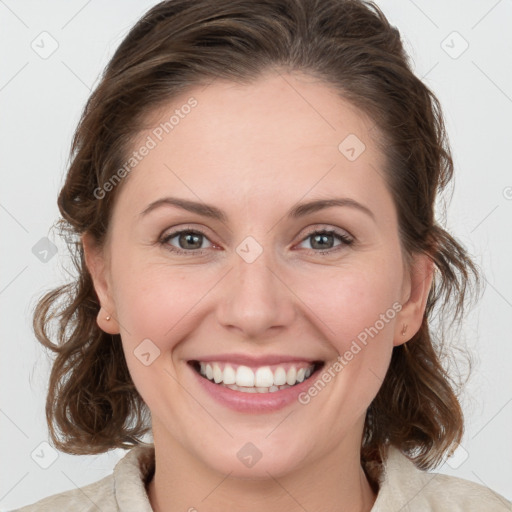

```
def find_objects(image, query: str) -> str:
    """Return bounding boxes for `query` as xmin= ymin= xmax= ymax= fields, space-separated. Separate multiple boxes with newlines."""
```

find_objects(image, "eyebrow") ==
xmin=139 ymin=196 xmax=375 ymax=222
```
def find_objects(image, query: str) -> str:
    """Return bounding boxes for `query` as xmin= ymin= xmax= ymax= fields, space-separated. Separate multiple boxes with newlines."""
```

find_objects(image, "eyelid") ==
xmin=294 ymin=223 xmax=353 ymax=243
xmin=159 ymin=225 xmax=215 ymax=253
xmin=159 ymin=223 xmax=355 ymax=255
xmin=293 ymin=226 xmax=354 ymax=254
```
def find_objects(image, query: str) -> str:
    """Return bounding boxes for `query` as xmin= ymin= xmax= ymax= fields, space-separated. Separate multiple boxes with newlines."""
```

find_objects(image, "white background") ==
xmin=1 ymin=0 xmax=511 ymax=509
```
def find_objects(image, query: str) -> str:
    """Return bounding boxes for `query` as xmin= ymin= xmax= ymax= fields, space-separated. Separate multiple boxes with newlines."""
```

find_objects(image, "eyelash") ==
xmin=159 ymin=226 xmax=354 ymax=256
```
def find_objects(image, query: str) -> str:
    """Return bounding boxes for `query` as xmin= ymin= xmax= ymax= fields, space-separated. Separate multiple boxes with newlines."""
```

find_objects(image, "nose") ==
xmin=216 ymin=237 xmax=296 ymax=340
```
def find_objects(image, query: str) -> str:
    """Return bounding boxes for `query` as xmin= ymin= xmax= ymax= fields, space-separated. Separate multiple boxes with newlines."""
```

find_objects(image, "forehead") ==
xmin=115 ymin=71 xmax=392 ymax=222
xmin=137 ymin=71 xmax=377 ymax=160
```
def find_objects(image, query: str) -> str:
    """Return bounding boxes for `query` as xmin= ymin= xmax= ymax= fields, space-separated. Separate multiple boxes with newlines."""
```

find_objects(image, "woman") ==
xmin=17 ymin=0 xmax=511 ymax=510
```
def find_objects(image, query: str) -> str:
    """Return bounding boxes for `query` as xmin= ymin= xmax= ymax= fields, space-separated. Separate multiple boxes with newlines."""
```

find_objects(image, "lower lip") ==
xmin=188 ymin=362 xmax=323 ymax=413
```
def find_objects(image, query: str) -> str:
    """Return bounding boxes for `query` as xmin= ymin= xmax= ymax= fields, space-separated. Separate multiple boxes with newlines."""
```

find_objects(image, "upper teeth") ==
xmin=199 ymin=362 xmax=315 ymax=388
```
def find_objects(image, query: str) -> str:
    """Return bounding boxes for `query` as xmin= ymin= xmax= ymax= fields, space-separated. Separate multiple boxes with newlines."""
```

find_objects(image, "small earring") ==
xmin=105 ymin=315 xmax=111 ymax=321
xmin=401 ymin=324 xmax=408 ymax=336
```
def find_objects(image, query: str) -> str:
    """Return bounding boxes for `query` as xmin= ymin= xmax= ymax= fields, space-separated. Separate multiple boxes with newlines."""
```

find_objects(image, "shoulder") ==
xmin=372 ymin=445 xmax=512 ymax=512
xmin=13 ymin=444 xmax=155 ymax=512
xmin=13 ymin=473 xmax=115 ymax=512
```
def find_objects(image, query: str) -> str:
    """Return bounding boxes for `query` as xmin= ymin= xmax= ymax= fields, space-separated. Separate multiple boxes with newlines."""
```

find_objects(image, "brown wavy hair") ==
xmin=33 ymin=0 xmax=480 ymax=471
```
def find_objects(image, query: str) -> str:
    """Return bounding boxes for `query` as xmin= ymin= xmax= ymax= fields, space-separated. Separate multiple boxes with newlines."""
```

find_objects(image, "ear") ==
xmin=82 ymin=232 xmax=120 ymax=335
xmin=394 ymin=252 xmax=434 ymax=346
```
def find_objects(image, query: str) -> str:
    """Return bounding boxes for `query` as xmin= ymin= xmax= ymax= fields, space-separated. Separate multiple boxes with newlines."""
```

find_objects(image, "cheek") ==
xmin=285 ymin=262 xmax=402 ymax=445
xmin=110 ymin=264 xmax=214 ymax=414
xmin=294 ymin=262 xmax=401 ymax=405
xmin=299 ymin=273 xmax=398 ymax=418
xmin=296 ymin=262 xmax=401 ymax=348
xmin=112 ymin=267 xmax=201 ymax=343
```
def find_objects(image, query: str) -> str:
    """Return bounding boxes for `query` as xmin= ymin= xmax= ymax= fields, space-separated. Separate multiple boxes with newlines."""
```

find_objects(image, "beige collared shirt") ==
xmin=14 ymin=444 xmax=511 ymax=511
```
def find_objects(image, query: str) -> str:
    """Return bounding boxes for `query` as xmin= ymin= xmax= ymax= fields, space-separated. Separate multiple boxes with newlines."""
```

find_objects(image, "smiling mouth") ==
xmin=188 ymin=360 xmax=325 ymax=393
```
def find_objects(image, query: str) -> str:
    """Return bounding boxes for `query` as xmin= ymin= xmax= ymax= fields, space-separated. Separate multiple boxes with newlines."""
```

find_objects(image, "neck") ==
xmin=147 ymin=421 xmax=377 ymax=512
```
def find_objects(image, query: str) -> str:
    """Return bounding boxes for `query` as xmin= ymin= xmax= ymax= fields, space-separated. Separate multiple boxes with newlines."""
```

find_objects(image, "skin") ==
xmin=83 ymin=70 xmax=433 ymax=512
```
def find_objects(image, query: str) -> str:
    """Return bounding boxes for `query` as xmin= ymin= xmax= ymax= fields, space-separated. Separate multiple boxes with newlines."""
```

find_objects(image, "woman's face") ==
xmin=86 ymin=71 xmax=431 ymax=478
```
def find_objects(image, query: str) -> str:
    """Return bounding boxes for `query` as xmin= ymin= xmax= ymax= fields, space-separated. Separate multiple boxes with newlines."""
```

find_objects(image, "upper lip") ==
xmin=188 ymin=353 xmax=323 ymax=366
